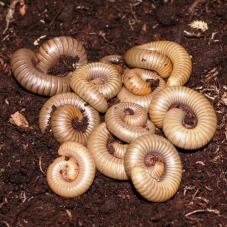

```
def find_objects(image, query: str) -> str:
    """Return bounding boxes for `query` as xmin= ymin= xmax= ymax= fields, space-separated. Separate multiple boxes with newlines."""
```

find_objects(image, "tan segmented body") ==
xmin=100 ymin=55 xmax=123 ymax=74
xmin=124 ymin=49 xmax=172 ymax=78
xmin=123 ymin=68 xmax=155 ymax=95
xmin=124 ymin=134 xmax=182 ymax=202
xmin=117 ymin=69 xmax=166 ymax=110
xmin=87 ymin=123 xmax=128 ymax=180
xmin=39 ymin=93 xmax=100 ymax=137
xmin=51 ymin=104 xmax=100 ymax=145
xmin=11 ymin=36 xmax=87 ymax=96
xmin=111 ymin=142 xmax=128 ymax=159
xmin=47 ymin=142 xmax=96 ymax=198
xmin=105 ymin=102 xmax=155 ymax=143
xmin=70 ymin=62 xmax=122 ymax=113
xmin=149 ymin=86 xmax=217 ymax=149
xmin=124 ymin=41 xmax=192 ymax=86
xmin=36 ymin=36 xmax=87 ymax=72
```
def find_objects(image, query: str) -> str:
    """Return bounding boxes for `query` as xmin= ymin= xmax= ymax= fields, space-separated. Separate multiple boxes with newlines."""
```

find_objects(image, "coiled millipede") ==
xmin=70 ymin=62 xmax=122 ymax=113
xmin=117 ymin=68 xmax=166 ymax=110
xmin=11 ymin=36 xmax=87 ymax=96
xmin=47 ymin=142 xmax=96 ymax=198
xmin=39 ymin=92 xmax=100 ymax=145
xmin=124 ymin=41 xmax=192 ymax=86
xmin=149 ymin=86 xmax=217 ymax=149
xmin=87 ymin=123 xmax=128 ymax=180
xmin=105 ymin=102 xmax=155 ymax=143
xmin=100 ymin=55 xmax=124 ymax=74
xmin=124 ymin=134 xmax=182 ymax=202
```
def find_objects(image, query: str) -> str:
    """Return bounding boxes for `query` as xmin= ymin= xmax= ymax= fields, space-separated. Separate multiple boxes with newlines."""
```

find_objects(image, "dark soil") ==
xmin=146 ymin=78 xmax=160 ymax=91
xmin=0 ymin=0 xmax=226 ymax=226
xmin=72 ymin=116 xmax=89 ymax=133
xmin=170 ymin=103 xmax=198 ymax=128
xmin=47 ymin=56 xmax=79 ymax=76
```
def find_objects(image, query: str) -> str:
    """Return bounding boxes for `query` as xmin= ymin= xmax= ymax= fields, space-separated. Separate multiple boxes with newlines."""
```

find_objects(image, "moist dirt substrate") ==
xmin=0 ymin=0 xmax=226 ymax=226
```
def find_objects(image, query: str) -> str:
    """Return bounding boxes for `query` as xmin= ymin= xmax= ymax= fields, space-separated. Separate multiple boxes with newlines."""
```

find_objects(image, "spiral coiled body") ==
xmin=149 ymin=86 xmax=217 ymax=149
xmin=118 ymin=69 xmax=166 ymax=110
xmin=87 ymin=123 xmax=128 ymax=180
xmin=71 ymin=62 xmax=122 ymax=112
xmin=124 ymin=134 xmax=182 ymax=202
xmin=50 ymin=104 xmax=100 ymax=145
xmin=105 ymin=102 xmax=155 ymax=143
xmin=124 ymin=41 xmax=192 ymax=86
xmin=11 ymin=36 xmax=87 ymax=96
xmin=47 ymin=142 xmax=96 ymax=198
xmin=39 ymin=93 xmax=100 ymax=145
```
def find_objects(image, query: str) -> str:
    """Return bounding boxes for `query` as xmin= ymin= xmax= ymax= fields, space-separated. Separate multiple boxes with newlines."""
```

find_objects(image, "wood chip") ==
xmin=9 ymin=111 xmax=29 ymax=128
xmin=189 ymin=20 xmax=208 ymax=32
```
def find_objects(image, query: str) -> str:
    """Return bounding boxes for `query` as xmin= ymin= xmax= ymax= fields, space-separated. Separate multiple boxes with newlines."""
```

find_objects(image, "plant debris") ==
xmin=9 ymin=111 xmax=29 ymax=128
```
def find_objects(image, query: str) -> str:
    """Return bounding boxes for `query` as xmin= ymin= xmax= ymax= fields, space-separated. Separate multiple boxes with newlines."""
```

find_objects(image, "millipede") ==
xmin=117 ymin=68 xmax=166 ymax=110
xmin=11 ymin=36 xmax=87 ymax=96
xmin=149 ymin=86 xmax=217 ymax=149
xmin=87 ymin=123 xmax=128 ymax=180
xmin=105 ymin=102 xmax=155 ymax=143
xmin=70 ymin=62 xmax=122 ymax=113
xmin=124 ymin=134 xmax=182 ymax=202
xmin=47 ymin=142 xmax=96 ymax=198
xmin=39 ymin=92 xmax=100 ymax=145
xmin=124 ymin=41 xmax=192 ymax=86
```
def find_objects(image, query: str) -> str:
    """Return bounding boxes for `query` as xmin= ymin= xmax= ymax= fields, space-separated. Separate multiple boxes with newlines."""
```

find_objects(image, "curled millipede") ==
xmin=70 ymin=62 xmax=122 ymax=113
xmin=11 ymin=36 xmax=87 ymax=96
xmin=124 ymin=41 xmax=192 ymax=86
xmin=149 ymin=86 xmax=217 ymax=149
xmin=100 ymin=55 xmax=124 ymax=74
xmin=117 ymin=69 xmax=166 ymax=110
xmin=105 ymin=102 xmax=155 ymax=143
xmin=47 ymin=142 xmax=96 ymax=198
xmin=39 ymin=92 xmax=100 ymax=145
xmin=87 ymin=123 xmax=128 ymax=180
xmin=124 ymin=134 xmax=182 ymax=202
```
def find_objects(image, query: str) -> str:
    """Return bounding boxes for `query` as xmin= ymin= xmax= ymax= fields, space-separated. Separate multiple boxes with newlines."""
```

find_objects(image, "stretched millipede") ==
xmin=11 ymin=36 xmax=87 ymax=96
xmin=105 ymin=102 xmax=155 ymax=143
xmin=70 ymin=62 xmax=122 ymax=113
xmin=149 ymin=86 xmax=217 ymax=149
xmin=87 ymin=123 xmax=128 ymax=180
xmin=39 ymin=92 xmax=100 ymax=145
xmin=100 ymin=55 xmax=124 ymax=74
xmin=47 ymin=142 xmax=96 ymax=198
xmin=124 ymin=134 xmax=182 ymax=202
xmin=117 ymin=68 xmax=166 ymax=110
xmin=124 ymin=41 xmax=192 ymax=86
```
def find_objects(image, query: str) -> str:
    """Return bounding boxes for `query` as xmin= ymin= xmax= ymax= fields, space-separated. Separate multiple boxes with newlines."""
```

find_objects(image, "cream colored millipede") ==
xmin=100 ymin=55 xmax=123 ymax=74
xmin=117 ymin=69 xmax=166 ymax=110
xmin=124 ymin=41 xmax=192 ymax=86
xmin=50 ymin=104 xmax=100 ymax=145
xmin=87 ymin=123 xmax=128 ymax=180
xmin=11 ymin=36 xmax=87 ymax=96
xmin=39 ymin=93 xmax=100 ymax=140
xmin=36 ymin=36 xmax=87 ymax=72
xmin=105 ymin=102 xmax=155 ymax=143
xmin=47 ymin=142 xmax=96 ymax=198
xmin=70 ymin=62 xmax=122 ymax=113
xmin=149 ymin=86 xmax=217 ymax=149
xmin=124 ymin=134 xmax=182 ymax=202
xmin=124 ymin=48 xmax=172 ymax=78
